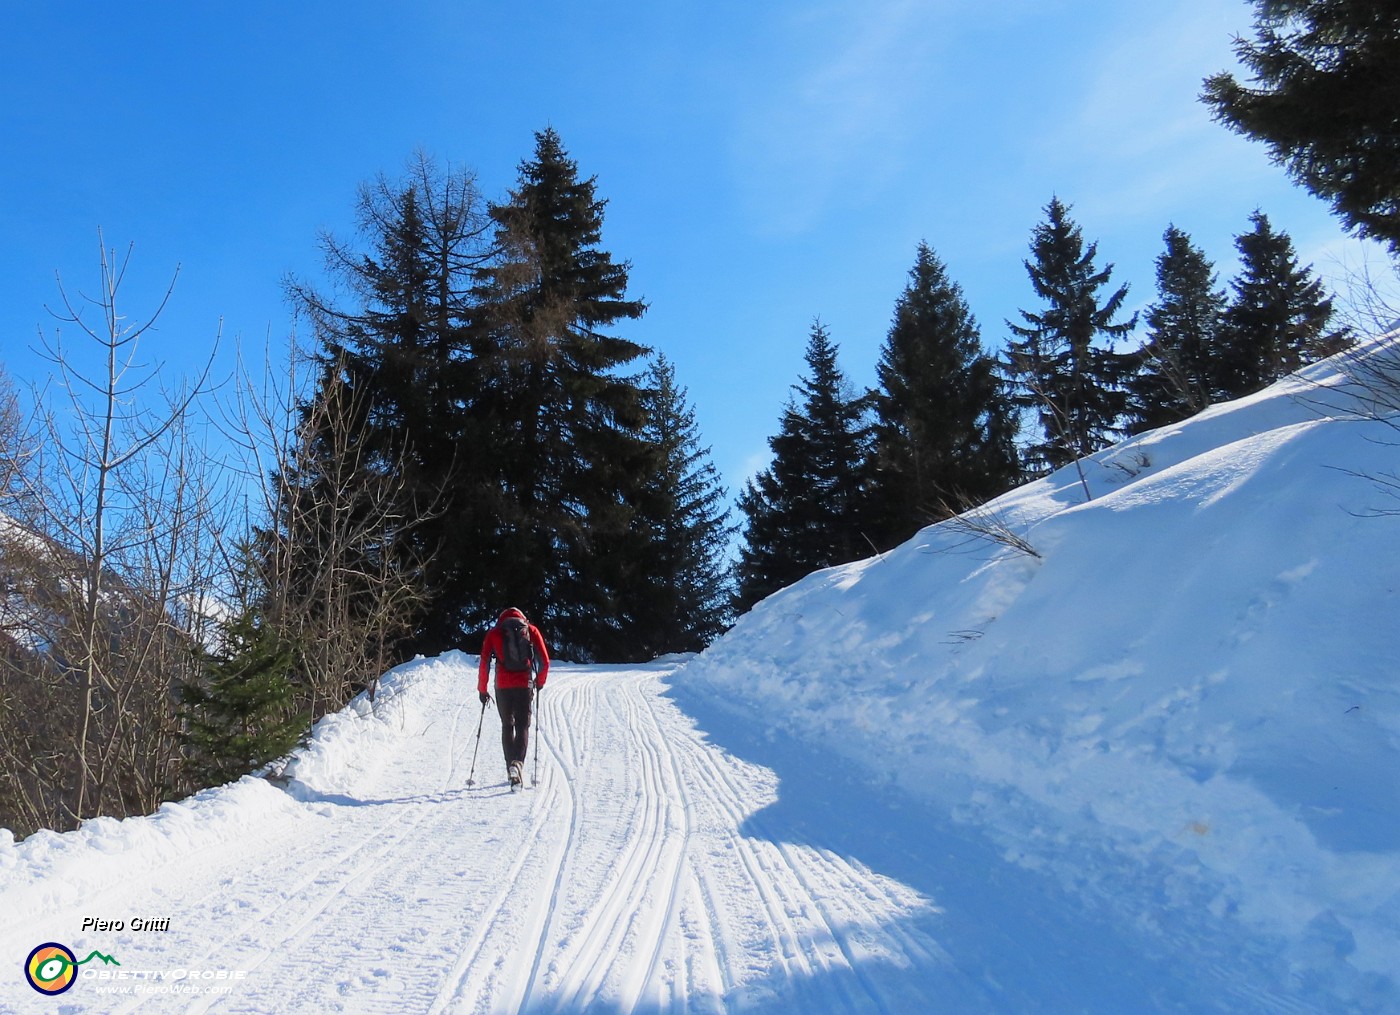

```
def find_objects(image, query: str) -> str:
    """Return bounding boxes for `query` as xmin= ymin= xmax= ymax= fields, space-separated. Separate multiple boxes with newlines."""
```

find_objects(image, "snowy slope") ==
xmin=676 ymin=338 xmax=1400 ymax=1009
xmin=1 ymin=342 xmax=1398 ymax=1013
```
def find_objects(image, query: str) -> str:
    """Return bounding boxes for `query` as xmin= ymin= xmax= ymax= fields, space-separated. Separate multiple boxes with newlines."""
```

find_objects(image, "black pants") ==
xmin=496 ymin=686 xmax=533 ymax=766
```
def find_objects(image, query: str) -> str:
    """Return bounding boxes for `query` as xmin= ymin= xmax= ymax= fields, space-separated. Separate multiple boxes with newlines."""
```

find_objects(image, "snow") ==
xmin=678 ymin=339 xmax=1400 ymax=1008
xmin=2 ymin=342 xmax=1399 ymax=1012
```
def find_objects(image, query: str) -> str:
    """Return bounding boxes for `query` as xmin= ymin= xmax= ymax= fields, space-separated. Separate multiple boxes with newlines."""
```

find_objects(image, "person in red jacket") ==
xmin=478 ymin=608 xmax=550 ymax=787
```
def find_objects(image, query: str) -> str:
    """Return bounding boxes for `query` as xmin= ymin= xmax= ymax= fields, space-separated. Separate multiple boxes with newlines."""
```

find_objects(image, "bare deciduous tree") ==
xmin=221 ymin=332 xmax=431 ymax=717
xmin=0 ymin=237 xmax=226 ymax=835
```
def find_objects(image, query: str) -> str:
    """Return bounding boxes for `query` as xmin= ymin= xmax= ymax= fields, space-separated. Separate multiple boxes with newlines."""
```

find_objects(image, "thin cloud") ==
xmin=727 ymin=0 xmax=954 ymax=236
xmin=1037 ymin=2 xmax=1269 ymax=224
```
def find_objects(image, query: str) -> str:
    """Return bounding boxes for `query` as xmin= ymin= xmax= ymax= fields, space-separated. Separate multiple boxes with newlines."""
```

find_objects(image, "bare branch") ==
xmin=0 ymin=236 xmax=225 ymax=834
xmin=933 ymin=495 xmax=1043 ymax=560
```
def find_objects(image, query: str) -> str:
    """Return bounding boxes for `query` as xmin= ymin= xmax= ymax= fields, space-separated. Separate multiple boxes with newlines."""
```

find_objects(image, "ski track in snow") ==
xmin=0 ymin=660 xmax=953 ymax=1014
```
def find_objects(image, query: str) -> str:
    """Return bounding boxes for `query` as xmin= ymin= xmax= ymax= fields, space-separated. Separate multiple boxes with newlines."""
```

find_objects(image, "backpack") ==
xmin=498 ymin=615 xmax=534 ymax=673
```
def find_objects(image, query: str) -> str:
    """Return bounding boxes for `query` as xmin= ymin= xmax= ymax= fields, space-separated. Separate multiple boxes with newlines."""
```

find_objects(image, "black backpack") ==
xmin=498 ymin=615 xmax=534 ymax=672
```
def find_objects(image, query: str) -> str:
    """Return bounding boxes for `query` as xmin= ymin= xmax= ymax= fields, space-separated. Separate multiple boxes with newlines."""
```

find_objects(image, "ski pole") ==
xmin=466 ymin=697 xmax=489 ymax=787
xmin=531 ymin=679 xmax=541 ymax=787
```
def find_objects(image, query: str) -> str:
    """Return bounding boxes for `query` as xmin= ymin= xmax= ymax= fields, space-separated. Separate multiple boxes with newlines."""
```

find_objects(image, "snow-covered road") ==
xmin=1 ymin=650 xmax=1374 ymax=1013
xmin=1 ymin=658 xmax=961 ymax=1014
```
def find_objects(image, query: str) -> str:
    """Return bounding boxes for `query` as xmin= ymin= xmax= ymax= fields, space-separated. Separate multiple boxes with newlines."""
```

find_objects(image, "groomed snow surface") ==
xmin=3 ymin=342 xmax=1400 ymax=1013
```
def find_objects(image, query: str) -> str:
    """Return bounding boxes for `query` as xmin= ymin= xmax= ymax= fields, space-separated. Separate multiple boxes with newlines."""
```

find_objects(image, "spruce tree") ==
xmin=736 ymin=322 xmax=871 ymax=612
xmin=477 ymin=128 xmax=651 ymax=660
xmin=286 ymin=155 xmax=493 ymax=657
xmin=1204 ymin=0 xmax=1400 ymax=256
xmin=870 ymin=241 xmax=1019 ymax=548
xmin=1130 ymin=225 xmax=1227 ymax=432
xmin=626 ymin=355 xmax=735 ymax=655
xmin=180 ymin=608 xmax=305 ymax=787
xmin=1217 ymin=210 xmax=1346 ymax=398
xmin=1005 ymin=198 xmax=1137 ymax=476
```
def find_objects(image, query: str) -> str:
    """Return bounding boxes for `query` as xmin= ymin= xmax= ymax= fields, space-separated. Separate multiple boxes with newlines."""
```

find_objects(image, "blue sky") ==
xmin=0 ymin=0 xmax=1386 ymax=505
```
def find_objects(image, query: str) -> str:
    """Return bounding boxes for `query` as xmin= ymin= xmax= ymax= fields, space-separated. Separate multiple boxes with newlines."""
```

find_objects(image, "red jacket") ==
xmin=478 ymin=608 xmax=550 ymax=694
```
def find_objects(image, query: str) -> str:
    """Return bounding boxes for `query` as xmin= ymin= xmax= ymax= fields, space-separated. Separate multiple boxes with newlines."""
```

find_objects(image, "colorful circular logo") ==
xmin=24 ymin=942 xmax=77 ymax=995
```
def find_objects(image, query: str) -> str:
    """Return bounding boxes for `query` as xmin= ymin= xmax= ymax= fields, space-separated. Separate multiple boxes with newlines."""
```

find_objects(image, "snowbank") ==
xmin=676 ymin=340 xmax=1400 ymax=1001
xmin=0 ymin=653 xmax=474 ymax=927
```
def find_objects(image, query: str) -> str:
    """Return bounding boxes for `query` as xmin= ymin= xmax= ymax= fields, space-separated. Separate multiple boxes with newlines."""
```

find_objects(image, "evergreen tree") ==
xmin=476 ymin=128 xmax=651 ymax=660
xmin=1217 ymin=210 xmax=1346 ymax=398
xmin=286 ymin=155 xmax=493 ymax=657
xmin=869 ymin=242 xmax=1020 ymax=548
xmin=1005 ymin=198 xmax=1137 ymax=476
xmin=1204 ymin=0 xmax=1400 ymax=256
xmin=736 ymin=322 xmax=871 ymax=612
xmin=180 ymin=607 xmax=305 ymax=787
xmin=626 ymin=355 xmax=735 ymax=654
xmin=1130 ymin=225 xmax=1227 ymax=432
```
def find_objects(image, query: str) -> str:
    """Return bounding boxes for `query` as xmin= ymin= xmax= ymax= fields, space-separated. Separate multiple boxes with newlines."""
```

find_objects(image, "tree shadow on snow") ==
xmin=660 ymin=677 xmax=1336 ymax=1015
